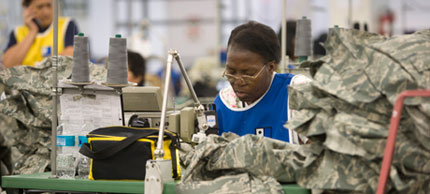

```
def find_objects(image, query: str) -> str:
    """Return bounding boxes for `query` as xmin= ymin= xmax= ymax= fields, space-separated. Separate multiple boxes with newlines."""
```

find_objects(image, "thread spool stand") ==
xmin=64 ymin=31 xmax=93 ymax=94
xmin=102 ymin=34 xmax=130 ymax=95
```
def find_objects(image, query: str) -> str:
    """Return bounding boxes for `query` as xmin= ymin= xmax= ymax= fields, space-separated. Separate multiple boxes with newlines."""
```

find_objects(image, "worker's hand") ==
xmin=23 ymin=7 xmax=39 ymax=33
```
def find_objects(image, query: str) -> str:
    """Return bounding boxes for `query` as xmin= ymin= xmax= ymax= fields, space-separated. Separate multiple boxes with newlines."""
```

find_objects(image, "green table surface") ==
xmin=2 ymin=172 xmax=310 ymax=194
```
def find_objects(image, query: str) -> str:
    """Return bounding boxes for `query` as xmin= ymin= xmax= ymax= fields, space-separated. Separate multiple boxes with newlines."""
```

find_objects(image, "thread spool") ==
xmin=106 ymin=34 xmax=128 ymax=85
xmin=295 ymin=16 xmax=312 ymax=59
xmin=71 ymin=32 xmax=90 ymax=83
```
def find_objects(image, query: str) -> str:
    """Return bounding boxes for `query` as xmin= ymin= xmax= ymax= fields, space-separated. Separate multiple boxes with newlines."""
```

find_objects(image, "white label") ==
xmin=206 ymin=115 xmax=216 ymax=127
xmin=256 ymin=128 xmax=264 ymax=137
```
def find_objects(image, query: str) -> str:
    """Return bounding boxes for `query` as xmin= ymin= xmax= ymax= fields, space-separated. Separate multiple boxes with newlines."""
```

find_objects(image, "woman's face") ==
xmin=30 ymin=0 xmax=53 ymax=28
xmin=225 ymin=46 xmax=275 ymax=104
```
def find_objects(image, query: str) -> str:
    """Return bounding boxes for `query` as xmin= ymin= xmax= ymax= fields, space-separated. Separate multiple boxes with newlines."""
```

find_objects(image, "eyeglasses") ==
xmin=222 ymin=65 xmax=267 ymax=84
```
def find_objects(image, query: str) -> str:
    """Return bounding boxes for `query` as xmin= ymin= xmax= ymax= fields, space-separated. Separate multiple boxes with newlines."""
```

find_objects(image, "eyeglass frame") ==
xmin=222 ymin=63 xmax=268 ymax=84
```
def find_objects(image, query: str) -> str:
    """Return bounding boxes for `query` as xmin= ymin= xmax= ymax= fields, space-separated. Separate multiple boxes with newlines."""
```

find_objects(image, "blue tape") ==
xmin=78 ymin=136 xmax=88 ymax=147
xmin=57 ymin=135 xmax=75 ymax=147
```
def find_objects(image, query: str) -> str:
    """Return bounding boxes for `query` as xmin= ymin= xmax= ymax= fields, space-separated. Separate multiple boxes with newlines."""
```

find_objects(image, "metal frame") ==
xmin=154 ymin=49 xmax=207 ymax=159
xmin=146 ymin=49 xmax=208 ymax=194
xmin=50 ymin=0 xmax=59 ymax=178
xmin=376 ymin=90 xmax=430 ymax=194
xmin=280 ymin=0 xmax=287 ymax=73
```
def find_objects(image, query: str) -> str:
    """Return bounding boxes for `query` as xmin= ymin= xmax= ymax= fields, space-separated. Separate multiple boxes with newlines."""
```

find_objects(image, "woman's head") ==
xmin=127 ymin=50 xmax=146 ymax=86
xmin=224 ymin=21 xmax=280 ymax=104
xmin=227 ymin=21 xmax=281 ymax=65
xmin=23 ymin=0 xmax=53 ymax=28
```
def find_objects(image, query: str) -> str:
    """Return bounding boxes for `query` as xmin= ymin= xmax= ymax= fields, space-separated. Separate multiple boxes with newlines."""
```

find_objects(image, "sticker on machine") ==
xmin=206 ymin=115 xmax=216 ymax=127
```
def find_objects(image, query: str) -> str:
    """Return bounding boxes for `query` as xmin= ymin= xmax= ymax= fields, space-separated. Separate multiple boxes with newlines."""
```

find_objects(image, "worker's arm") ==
xmin=2 ymin=30 xmax=37 ymax=68
xmin=288 ymin=74 xmax=312 ymax=144
xmin=60 ymin=46 xmax=74 ymax=56
xmin=2 ymin=7 xmax=39 ymax=68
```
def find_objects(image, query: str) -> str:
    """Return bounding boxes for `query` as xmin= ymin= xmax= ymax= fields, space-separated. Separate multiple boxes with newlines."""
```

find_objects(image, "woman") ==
xmin=2 ymin=0 xmax=79 ymax=68
xmin=214 ymin=21 xmax=309 ymax=143
xmin=127 ymin=50 xmax=146 ymax=86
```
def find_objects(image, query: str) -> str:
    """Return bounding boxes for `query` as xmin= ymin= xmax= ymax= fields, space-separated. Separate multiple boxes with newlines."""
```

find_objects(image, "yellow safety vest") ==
xmin=15 ymin=17 xmax=70 ymax=66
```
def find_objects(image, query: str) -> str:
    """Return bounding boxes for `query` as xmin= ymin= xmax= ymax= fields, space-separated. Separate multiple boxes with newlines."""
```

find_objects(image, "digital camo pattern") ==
xmin=177 ymin=133 xmax=320 ymax=194
xmin=287 ymin=28 xmax=430 ymax=193
xmin=0 ymin=56 xmax=107 ymax=174
xmin=0 ymin=114 xmax=13 ymax=181
xmin=179 ymin=29 xmax=429 ymax=194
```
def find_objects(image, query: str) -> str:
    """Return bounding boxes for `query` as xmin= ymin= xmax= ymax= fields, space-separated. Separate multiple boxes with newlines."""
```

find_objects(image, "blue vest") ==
xmin=214 ymin=73 xmax=294 ymax=142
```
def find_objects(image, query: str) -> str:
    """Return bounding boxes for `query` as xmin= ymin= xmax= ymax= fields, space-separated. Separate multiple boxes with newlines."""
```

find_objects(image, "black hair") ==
xmin=227 ymin=21 xmax=281 ymax=65
xmin=127 ymin=50 xmax=146 ymax=86
xmin=22 ymin=0 xmax=32 ymax=7
xmin=277 ymin=20 xmax=296 ymax=60
xmin=313 ymin=33 xmax=327 ymax=57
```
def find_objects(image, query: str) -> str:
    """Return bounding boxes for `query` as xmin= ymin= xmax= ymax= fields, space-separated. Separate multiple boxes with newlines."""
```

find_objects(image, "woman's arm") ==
xmin=2 ymin=7 xmax=39 ymax=68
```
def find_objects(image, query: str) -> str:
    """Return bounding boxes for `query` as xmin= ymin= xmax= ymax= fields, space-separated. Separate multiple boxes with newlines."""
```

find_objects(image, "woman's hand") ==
xmin=23 ymin=6 xmax=39 ymax=33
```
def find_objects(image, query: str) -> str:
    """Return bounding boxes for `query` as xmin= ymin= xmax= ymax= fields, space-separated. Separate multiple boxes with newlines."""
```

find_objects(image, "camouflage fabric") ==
xmin=286 ymin=28 xmax=430 ymax=193
xmin=0 ymin=56 xmax=107 ymax=174
xmin=177 ymin=133 xmax=319 ymax=194
xmin=0 ymin=114 xmax=13 ymax=185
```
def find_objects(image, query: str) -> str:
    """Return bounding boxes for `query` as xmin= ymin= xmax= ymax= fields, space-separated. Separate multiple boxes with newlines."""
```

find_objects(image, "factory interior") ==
xmin=0 ymin=0 xmax=429 ymax=193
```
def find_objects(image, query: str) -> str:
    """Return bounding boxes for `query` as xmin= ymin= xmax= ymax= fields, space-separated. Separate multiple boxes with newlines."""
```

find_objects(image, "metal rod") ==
xmin=154 ymin=51 xmax=174 ymax=160
xmin=280 ymin=0 xmax=287 ymax=73
xmin=127 ymin=0 xmax=133 ymax=36
xmin=216 ymin=0 xmax=222 ymax=65
xmin=155 ymin=49 xmax=207 ymax=156
xmin=348 ymin=0 xmax=352 ymax=28
xmin=173 ymin=53 xmax=200 ymax=105
xmin=376 ymin=90 xmax=430 ymax=194
xmin=401 ymin=0 xmax=406 ymax=34
xmin=50 ymin=0 xmax=59 ymax=177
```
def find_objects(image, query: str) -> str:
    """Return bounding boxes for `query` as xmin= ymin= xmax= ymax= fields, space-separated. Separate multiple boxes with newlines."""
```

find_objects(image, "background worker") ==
xmin=127 ymin=50 xmax=163 ymax=87
xmin=127 ymin=50 xmax=146 ymax=86
xmin=214 ymin=21 xmax=310 ymax=143
xmin=2 ymin=0 xmax=79 ymax=68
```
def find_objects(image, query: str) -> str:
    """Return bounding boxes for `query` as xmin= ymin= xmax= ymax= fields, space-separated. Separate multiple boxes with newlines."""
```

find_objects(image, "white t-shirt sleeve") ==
xmin=287 ymin=74 xmax=312 ymax=144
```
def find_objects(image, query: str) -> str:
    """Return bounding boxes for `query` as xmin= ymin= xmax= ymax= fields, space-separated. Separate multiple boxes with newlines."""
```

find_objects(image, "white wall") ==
xmin=166 ymin=0 xmax=218 ymax=67
xmin=328 ymin=0 xmax=374 ymax=31
xmin=389 ymin=0 xmax=430 ymax=34
xmin=86 ymin=0 xmax=114 ymax=60
xmin=0 ymin=0 xmax=22 ymax=55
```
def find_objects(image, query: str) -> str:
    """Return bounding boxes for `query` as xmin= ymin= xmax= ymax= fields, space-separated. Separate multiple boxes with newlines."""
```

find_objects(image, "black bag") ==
xmin=79 ymin=126 xmax=180 ymax=180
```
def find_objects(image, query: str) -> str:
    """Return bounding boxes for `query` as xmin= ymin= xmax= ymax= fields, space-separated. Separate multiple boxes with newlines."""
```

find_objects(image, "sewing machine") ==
xmin=122 ymin=86 xmax=218 ymax=142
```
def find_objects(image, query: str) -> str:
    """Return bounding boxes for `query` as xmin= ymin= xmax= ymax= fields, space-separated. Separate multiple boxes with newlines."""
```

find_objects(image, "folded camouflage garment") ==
xmin=179 ymin=29 xmax=430 ymax=194
xmin=287 ymin=28 xmax=430 ymax=193
xmin=0 ymin=57 xmax=106 ymax=174
xmin=177 ymin=133 xmax=320 ymax=194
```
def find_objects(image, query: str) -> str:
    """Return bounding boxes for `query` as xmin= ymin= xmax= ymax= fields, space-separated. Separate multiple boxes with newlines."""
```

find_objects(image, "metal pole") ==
xmin=50 ymin=0 xmax=59 ymax=177
xmin=216 ymin=0 xmax=222 ymax=65
xmin=376 ymin=90 xmax=430 ymax=194
xmin=348 ymin=0 xmax=352 ymax=28
xmin=280 ymin=0 xmax=287 ymax=73
xmin=127 ymin=0 xmax=133 ymax=36
xmin=173 ymin=53 xmax=200 ymax=105
xmin=154 ymin=50 xmax=174 ymax=160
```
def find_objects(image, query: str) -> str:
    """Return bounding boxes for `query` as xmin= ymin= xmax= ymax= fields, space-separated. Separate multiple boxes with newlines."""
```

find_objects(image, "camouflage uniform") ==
xmin=179 ymin=29 xmax=430 ymax=193
xmin=177 ymin=133 xmax=315 ymax=194
xmin=0 ymin=114 xmax=13 ymax=186
xmin=287 ymin=28 xmax=430 ymax=193
xmin=0 ymin=56 xmax=107 ymax=175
